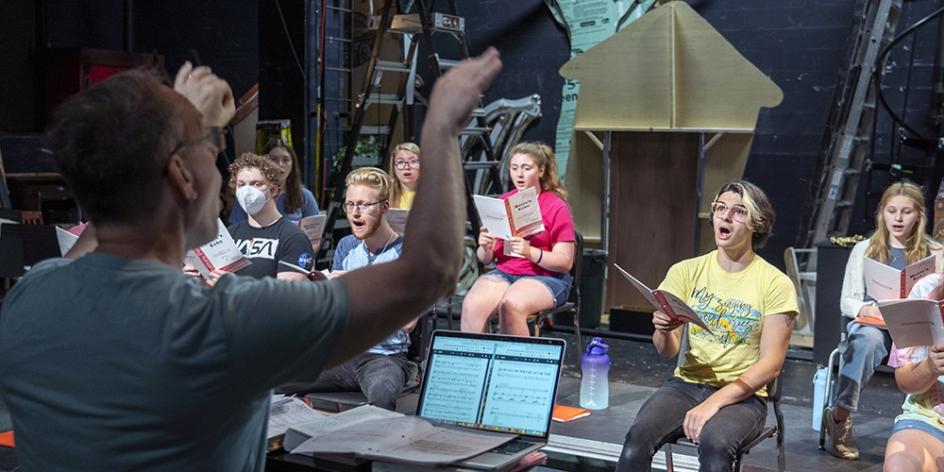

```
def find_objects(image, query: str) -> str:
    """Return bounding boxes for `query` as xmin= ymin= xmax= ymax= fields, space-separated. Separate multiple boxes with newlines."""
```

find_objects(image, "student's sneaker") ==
xmin=823 ymin=406 xmax=859 ymax=460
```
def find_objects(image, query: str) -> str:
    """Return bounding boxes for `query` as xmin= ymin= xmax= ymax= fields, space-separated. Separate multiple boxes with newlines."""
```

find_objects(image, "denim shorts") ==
xmin=892 ymin=419 xmax=944 ymax=443
xmin=485 ymin=269 xmax=573 ymax=307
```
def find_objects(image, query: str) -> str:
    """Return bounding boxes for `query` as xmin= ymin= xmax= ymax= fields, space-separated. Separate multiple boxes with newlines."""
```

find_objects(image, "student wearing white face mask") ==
xmin=226 ymin=153 xmax=314 ymax=280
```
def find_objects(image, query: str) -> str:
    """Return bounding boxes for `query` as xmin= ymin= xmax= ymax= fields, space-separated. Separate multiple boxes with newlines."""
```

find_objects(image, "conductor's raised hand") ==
xmin=652 ymin=309 xmax=683 ymax=333
xmin=173 ymin=61 xmax=236 ymax=128
xmin=427 ymin=48 xmax=502 ymax=132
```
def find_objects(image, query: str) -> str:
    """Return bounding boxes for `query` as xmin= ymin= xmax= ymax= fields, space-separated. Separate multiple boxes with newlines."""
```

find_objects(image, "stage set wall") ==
xmin=3 ymin=0 xmax=942 ymax=271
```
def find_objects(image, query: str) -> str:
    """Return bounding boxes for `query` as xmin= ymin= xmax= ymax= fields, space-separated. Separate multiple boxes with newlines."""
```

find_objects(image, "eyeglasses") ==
xmin=394 ymin=159 xmax=420 ymax=170
xmin=343 ymin=200 xmax=386 ymax=211
xmin=171 ymin=126 xmax=228 ymax=156
xmin=710 ymin=201 xmax=749 ymax=223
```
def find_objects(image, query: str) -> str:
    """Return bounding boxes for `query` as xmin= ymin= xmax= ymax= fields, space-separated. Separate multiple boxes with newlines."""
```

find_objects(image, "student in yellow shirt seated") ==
xmin=388 ymin=142 xmax=420 ymax=210
xmin=616 ymin=181 xmax=798 ymax=472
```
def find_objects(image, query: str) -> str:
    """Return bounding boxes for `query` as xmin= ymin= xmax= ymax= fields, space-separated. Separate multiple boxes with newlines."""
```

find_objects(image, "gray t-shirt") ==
xmin=0 ymin=252 xmax=349 ymax=471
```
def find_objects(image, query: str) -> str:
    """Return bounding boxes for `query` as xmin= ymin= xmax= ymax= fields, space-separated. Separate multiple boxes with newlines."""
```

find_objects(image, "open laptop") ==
xmin=415 ymin=330 xmax=566 ymax=471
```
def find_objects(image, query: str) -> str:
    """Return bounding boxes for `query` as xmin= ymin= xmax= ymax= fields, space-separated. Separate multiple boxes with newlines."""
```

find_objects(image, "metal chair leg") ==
xmin=820 ymin=347 xmax=841 ymax=449
xmin=664 ymin=443 xmax=674 ymax=472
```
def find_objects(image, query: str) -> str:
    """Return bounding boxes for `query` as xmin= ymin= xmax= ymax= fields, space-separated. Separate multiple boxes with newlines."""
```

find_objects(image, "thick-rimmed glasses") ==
xmin=394 ymin=159 xmax=420 ymax=170
xmin=710 ymin=201 xmax=749 ymax=223
xmin=343 ymin=200 xmax=386 ymax=212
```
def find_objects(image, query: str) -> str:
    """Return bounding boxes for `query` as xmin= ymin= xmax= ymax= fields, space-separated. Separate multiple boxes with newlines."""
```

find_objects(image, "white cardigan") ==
xmin=839 ymin=238 xmax=943 ymax=319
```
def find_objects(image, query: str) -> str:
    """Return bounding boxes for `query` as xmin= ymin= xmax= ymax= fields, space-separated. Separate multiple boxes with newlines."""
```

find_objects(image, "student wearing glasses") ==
xmin=281 ymin=167 xmax=415 ymax=410
xmin=824 ymin=181 xmax=942 ymax=460
xmin=617 ymin=181 xmax=798 ymax=472
xmin=228 ymin=138 xmax=319 ymax=225
xmin=388 ymin=142 xmax=421 ymax=210
xmin=225 ymin=153 xmax=313 ymax=280
xmin=460 ymin=142 xmax=575 ymax=336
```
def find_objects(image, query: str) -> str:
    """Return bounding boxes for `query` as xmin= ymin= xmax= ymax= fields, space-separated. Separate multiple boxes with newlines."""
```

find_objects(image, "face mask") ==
xmin=236 ymin=186 xmax=266 ymax=215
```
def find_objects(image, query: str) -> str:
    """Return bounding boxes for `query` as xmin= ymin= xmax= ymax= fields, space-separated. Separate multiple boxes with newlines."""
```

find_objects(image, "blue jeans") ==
xmin=836 ymin=321 xmax=892 ymax=412
xmin=617 ymin=377 xmax=767 ymax=472
xmin=486 ymin=269 xmax=573 ymax=307
xmin=278 ymin=352 xmax=416 ymax=410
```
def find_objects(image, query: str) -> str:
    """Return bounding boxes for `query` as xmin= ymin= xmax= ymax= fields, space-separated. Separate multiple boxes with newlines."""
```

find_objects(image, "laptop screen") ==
xmin=416 ymin=330 xmax=565 ymax=438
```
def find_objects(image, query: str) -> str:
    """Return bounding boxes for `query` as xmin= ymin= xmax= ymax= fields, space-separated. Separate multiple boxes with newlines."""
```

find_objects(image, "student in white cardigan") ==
xmin=826 ymin=181 xmax=942 ymax=460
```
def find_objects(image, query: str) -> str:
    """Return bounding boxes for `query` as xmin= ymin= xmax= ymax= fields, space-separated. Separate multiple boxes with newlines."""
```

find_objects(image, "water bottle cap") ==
xmin=585 ymin=336 xmax=609 ymax=355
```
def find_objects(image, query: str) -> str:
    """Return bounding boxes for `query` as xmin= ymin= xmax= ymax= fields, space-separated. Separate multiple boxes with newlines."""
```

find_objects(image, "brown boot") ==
xmin=823 ymin=407 xmax=859 ymax=460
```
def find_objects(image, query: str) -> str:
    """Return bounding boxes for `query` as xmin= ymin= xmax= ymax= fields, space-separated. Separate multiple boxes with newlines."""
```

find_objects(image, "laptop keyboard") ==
xmin=493 ymin=440 xmax=534 ymax=455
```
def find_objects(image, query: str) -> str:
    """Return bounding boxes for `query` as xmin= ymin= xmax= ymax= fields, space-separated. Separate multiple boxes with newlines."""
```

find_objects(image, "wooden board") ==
xmin=559 ymin=1 xmax=782 ymax=132
xmin=606 ymin=132 xmax=698 ymax=311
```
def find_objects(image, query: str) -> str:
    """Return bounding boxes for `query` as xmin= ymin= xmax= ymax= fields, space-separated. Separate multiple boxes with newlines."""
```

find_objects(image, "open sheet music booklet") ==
xmin=878 ymin=298 xmax=944 ymax=348
xmin=298 ymin=213 xmax=327 ymax=251
xmin=473 ymin=187 xmax=545 ymax=240
xmin=184 ymin=218 xmax=251 ymax=277
xmin=267 ymin=395 xmax=325 ymax=440
xmin=864 ymin=254 xmax=935 ymax=301
xmin=613 ymin=264 xmax=713 ymax=334
xmin=285 ymin=404 xmax=515 ymax=466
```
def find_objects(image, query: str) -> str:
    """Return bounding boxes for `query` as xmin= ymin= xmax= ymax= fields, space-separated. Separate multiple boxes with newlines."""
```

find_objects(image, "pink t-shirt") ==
xmin=493 ymin=189 xmax=575 ymax=277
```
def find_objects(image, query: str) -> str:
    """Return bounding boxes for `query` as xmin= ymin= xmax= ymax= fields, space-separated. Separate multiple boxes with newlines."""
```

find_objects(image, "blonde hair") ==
xmin=866 ymin=181 xmax=933 ymax=265
xmin=345 ymin=167 xmax=392 ymax=201
xmin=228 ymin=153 xmax=283 ymax=191
xmin=388 ymin=142 xmax=420 ymax=208
xmin=507 ymin=142 xmax=567 ymax=200
xmin=712 ymin=180 xmax=776 ymax=249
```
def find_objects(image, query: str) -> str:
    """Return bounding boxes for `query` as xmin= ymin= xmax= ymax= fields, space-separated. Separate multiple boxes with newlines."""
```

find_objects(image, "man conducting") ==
xmin=0 ymin=50 xmax=501 ymax=470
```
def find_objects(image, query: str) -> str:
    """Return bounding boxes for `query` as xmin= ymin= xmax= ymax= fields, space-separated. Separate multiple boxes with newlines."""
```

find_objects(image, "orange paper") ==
xmin=0 ymin=430 xmax=14 ymax=448
xmin=552 ymin=404 xmax=591 ymax=423
xmin=854 ymin=316 xmax=887 ymax=328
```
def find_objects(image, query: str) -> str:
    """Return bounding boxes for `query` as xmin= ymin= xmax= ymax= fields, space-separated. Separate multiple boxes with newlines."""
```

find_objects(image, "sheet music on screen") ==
xmin=417 ymin=334 xmax=563 ymax=437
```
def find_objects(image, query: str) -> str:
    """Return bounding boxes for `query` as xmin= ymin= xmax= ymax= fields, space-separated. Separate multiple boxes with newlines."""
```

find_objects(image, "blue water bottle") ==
xmin=580 ymin=337 xmax=610 ymax=410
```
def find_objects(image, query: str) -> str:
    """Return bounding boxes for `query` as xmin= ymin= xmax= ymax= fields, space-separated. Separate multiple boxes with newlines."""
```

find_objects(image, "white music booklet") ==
xmin=473 ymin=187 xmax=544 ymax=258
xmin=878 ymin=298 xmax=944 ymax=348
xmin=298 ymin=213 xmax=327 ymax=251
xmin=614 ymin=264 xmax=713 ymax=334
xmin=184 ymin=218 xmax=251 ymax=278
xmin=864 ymin=254 xmax=935 ymax=301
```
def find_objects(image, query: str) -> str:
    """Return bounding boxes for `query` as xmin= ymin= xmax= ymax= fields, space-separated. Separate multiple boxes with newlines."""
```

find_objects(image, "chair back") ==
xmin=783 ymin=247 xmax=814 ymax=331
xmin=767 ymin=371 xmax=782 ymax=403
xmin=407 ymin=311 xmax=435 ymax=364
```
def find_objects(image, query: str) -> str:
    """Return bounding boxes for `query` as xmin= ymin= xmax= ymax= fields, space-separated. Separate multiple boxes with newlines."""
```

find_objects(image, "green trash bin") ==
xmin=579 ymin=249 xmax=606 ymax=329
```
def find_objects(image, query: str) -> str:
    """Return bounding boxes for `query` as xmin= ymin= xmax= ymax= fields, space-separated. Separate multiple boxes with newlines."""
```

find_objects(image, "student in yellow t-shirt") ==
xmin=388 ymin=142 xmax=420 ymax=210
xmin=616 ymin=181 xmax=798 ymax=472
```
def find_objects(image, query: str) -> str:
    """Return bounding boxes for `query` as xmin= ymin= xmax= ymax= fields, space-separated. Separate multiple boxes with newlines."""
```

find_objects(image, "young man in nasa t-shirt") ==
xmin=227 ymin=153 xmax=313 ymax=280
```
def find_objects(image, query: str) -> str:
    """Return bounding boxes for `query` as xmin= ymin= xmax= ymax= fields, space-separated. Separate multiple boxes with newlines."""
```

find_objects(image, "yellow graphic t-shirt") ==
xmin=396 ymin=189 xmax=415 ymax=210
xmin=659 ymin=250 xmax=798 ymax=397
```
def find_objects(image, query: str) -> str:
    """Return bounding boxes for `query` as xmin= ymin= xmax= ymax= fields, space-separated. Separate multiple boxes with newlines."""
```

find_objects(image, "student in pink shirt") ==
xmin=460 ymin=142 xmax=576 ymax=336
